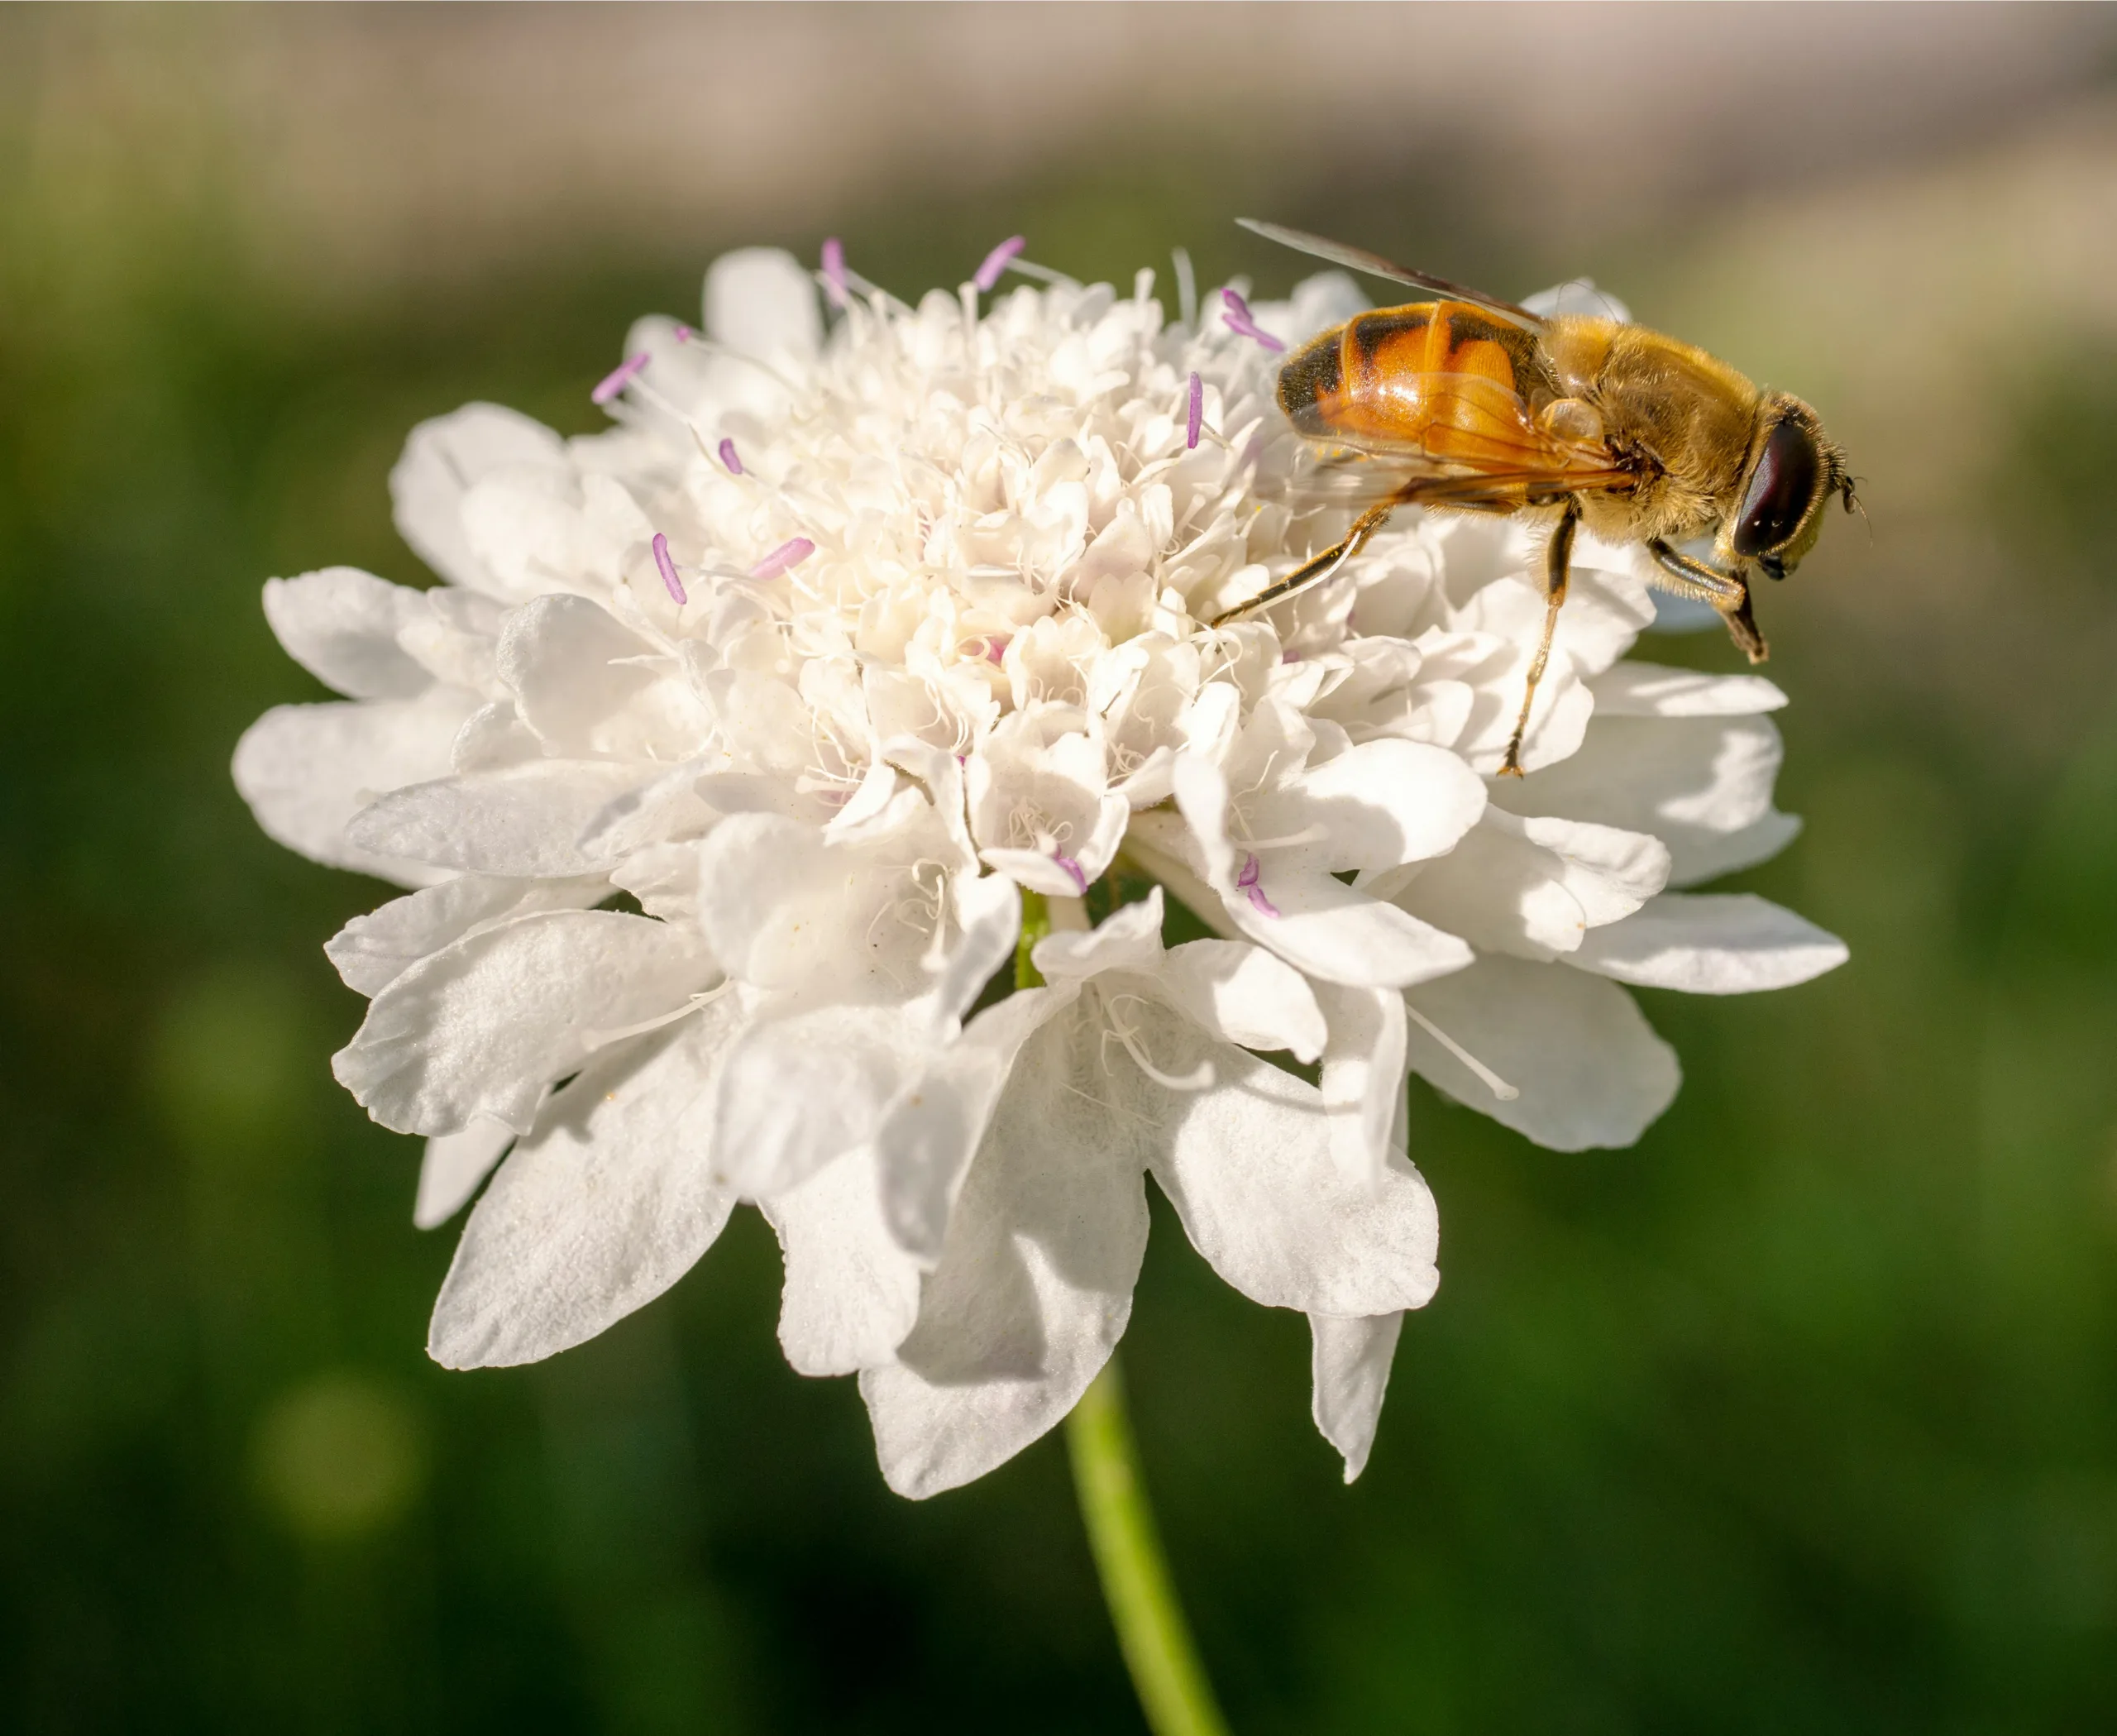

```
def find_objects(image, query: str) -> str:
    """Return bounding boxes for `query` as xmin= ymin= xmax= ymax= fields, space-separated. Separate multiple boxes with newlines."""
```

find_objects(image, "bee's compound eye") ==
xmin=1732 ymin=418 xmax=1821 ymax=558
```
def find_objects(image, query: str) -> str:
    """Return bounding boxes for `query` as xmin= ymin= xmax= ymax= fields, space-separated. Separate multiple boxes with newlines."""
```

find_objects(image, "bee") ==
xmin=1219 ymin=220 xmax=1858 ymax=775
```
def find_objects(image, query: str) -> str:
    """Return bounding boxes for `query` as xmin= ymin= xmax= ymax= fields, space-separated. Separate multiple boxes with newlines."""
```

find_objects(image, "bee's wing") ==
xmin=1237 ymin=219 xmax=1545 ymax=335
xmin=1279 ymin=371 xmax=1619 ymax=484
xmin=1269 ymin=455 xmax=1637 ymax=518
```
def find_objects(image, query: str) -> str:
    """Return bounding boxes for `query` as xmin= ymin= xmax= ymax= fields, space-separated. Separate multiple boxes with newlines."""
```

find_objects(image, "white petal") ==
xmin=232 ymin=690 xmax=478 ymax=888
xmin=333 ymin=910 xmax=718 ymax=1135
xmin=1388 ymin=810 xmax=1668 ymax=960
xmin=705 ymin=247 xmax=822 ymax=362
xmin=389 ymin=404 xmax=568 ymax=594
xmin=859 ymin=1011 xmax=1150 ymax=1499
xmin=262 ymin=568 xmax=431 ymax=700
xmin=695 ymin=810 xmax=966 ymax=1003
xmin=414 ymin=1115 xmax=517 ymax=1229
xmin=710 ymin=1003 xmax=922 ymax=1198
xmin=978 ymin=849 xmax=1100 ymax=899
xmin=1572 ymin=892 xmax=1847 ymax=993
xmin=427 ymin=1013 xmax=740 ymax=1368
xmin=1465 ymin=560 xmax=1655 ymax=681
xmin=1316 ymin=984 xmax=1408 ymax=1188
xmin=1590 ymin=660 xmax=1787 ymax=718
xmin=1172 ymin=753 xmax=1474 ymax=989
xmin=1494 ymin=713 xmax=1799 ymax=887
xmin=1229 ymin=869 xmax=1474 ymax=991
xmin=458 ymin=467 xmax=605 ymax=605
xmin=967 ymin=707 xmax=1129 ymax=892
xmin=326 ymin=874 xmax=605 ymax=996
xmin=1150 ymin=1042 xmax=1439 ymax=1317
xmin=496 ymin=594 xmax=708 ymax=761
xmin=1264 ymin=738 xmax=1486 ymax=872
xmin=346 ymin=760 xmax=658 ymax=878
xmin=762 ymin=1145 xmax=925 ymax=1376
xmin=1310 ymin=1313 xmax=1404 ymax=1484
xmin=579 ymin=759 xmax=719 ymax=862
xmin=877 ymin=985 xmax=1070 ymax=1260
xmin=1030 ymin=885 xmax=1167 ymax=982
xmin=1157 ymin=940 xmax=1327 ymax=1062
xmin=931 ymin=872 xmax=1024 ymax=1029
xmin=1404 ymin=955 xmax=1679 ymax=1150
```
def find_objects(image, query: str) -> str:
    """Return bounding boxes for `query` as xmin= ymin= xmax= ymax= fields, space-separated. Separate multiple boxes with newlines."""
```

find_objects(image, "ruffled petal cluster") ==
xmin=234 ymin=246 xmax=1844 ymax=1495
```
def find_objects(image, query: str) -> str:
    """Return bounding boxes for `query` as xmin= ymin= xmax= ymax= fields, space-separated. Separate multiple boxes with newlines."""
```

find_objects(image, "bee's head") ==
xmin=1728 ymin=395 xmax=1857 ymax=580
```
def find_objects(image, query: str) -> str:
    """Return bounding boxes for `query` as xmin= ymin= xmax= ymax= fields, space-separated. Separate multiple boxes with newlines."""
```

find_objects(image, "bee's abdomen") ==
xmin=1278 ymin=302 xmax=1544 ymax=458
xmin=1276 ymin=329 xmax=1345 ymax=423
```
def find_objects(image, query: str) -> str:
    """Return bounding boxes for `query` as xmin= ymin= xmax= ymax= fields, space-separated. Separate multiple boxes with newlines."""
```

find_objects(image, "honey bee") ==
xmin=1219 ymin=220 xmax=1858 ymax=775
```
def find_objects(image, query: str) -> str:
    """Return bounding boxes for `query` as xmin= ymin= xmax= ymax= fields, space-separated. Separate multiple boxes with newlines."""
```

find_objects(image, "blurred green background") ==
xmin=6 ymin=5 xmax=2117 ymax=1730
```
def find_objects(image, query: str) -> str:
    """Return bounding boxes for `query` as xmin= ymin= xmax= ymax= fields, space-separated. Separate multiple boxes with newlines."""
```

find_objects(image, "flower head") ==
xmin=235 ymin=244 xmax=1843 ymax=1495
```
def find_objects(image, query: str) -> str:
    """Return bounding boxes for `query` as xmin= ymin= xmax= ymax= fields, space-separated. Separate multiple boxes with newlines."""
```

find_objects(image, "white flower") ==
xmin=233 ymin=242 xmax=1845 ymax=1495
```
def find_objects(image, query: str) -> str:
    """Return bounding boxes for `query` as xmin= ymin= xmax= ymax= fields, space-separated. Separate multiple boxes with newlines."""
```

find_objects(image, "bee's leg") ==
xmin=1498 ymin=499 xmax=1580 ymax=777
xmin=1210 ymin=499 xmax=1397 ymax=626
xmin=1646 ymin=538 xmax=1769 ymax=663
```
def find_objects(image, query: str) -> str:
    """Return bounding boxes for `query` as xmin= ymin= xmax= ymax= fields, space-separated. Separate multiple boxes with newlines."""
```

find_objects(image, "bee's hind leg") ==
xmin=1499 ymin=500 xmax=1580 ymax=777
xmin=1210 ymin=499 xmax=1397 ymax=627
xmin=1646 ymin=538 xmax=1769 ymax=663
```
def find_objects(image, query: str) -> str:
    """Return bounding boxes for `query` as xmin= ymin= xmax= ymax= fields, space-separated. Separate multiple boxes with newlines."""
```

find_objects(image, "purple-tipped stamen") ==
xmin=718 ymin=438 xmax=743 ymax=476
xmin=591 ymin=351 xmax=652 ymax=405
xmin=972 ymin=235 xmax=1026 ymax=293
xmin=1235 ymin=851 xmax=1281 ymax=917
xmin=822 ymin=237 xmax=848 ymax=308
xmin=673 ymin=324 xmax=694 ymax=344
xmin=1219 ymin=289 xmax=1285 ymax=353
xmin=651 ymin=533 xmax=687 ymax=606
xmin=1054 ymin=854 xmax=1088 ymax=896
xmin=1186 ymin=371 xmax=1203 ymax=449
xmin=750 ymin=537 xmax=815 ymax=581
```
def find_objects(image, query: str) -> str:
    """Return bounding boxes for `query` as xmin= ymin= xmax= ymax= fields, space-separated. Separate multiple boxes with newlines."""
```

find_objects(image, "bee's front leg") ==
xmin=1646 ymin=538 xmax=1769 ymax=664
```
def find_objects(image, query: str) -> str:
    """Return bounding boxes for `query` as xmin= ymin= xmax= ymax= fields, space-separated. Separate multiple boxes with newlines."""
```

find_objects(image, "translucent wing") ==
xmin=1237 ymin=219 xmax=1545 ymax=334
xmin=1271 ymin=455 xmax=1637 ymax=516
xmin=1521 ymin=278 xmax=1632 ymax=323
xmin=1282 ymin=370 xmax=1618 ymax=482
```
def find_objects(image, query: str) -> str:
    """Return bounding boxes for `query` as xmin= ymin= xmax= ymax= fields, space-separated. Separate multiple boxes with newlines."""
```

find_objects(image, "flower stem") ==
xmin=1017 ymin=889 xmax=1050 ymax=990
xmin=1066 ymin=1356 xmax=1232 ymax=1736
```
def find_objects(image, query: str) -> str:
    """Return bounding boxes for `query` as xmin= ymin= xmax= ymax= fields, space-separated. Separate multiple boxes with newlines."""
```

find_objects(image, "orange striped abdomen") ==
xmin=1277 ymin=300 xmax=1549 ymax=466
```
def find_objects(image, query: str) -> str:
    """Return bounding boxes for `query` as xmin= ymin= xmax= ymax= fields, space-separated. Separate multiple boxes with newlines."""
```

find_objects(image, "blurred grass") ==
xmin=4 ymin=26 xmax=2117 ymax=1735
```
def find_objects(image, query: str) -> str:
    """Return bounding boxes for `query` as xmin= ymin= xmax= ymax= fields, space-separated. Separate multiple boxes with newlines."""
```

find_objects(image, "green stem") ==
xmin=1066 ymin=1356 xmax=1232 ymax=1736
xmin=1017 ymin=888 xmax=1051 ymax=990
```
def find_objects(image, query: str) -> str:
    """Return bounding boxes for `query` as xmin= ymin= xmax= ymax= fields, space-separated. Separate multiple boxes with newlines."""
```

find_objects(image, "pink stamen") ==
xmin=972 ymin=236 xmax=1026 ymax=293
xmin=1219 ymin=289 xmax=1285 ymax=353
xmin=651 ymin=533 xmax=687 ymax=606
xmin=673 ymin=324 xmax=694 ymax=344
xmin=1054 ymin=854 xmax=1088 ymax=895
xmin=750 ymin=537 xmax=815 ymax=581
xmin=1186 ymin=372 xmax=1203 ymax=449
xmin=1235 ymin=851 xmax=1281 ymax=917
xmin=985 ymin=634 xmax=1010 ymax=666
xmin=718 ymin=438 xmax=743 ymax=476
xmin=822 ymin=237 xmax=848 ymax=308
xmin=591 ymin=351 xmax=651 ymax=404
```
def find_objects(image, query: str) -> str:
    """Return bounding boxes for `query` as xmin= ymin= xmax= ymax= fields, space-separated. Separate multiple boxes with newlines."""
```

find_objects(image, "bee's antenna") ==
xmin=1842 ymin=475 xmax=1870 ymax=538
